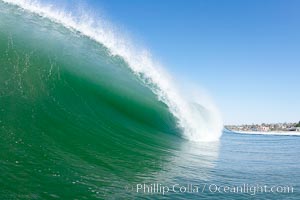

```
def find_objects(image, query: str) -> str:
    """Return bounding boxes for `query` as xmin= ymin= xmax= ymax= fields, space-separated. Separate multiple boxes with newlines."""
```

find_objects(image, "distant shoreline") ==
xmin=230 ymin=130 xmax=300 ymax=136
xmin=225 ymin=122 xmax=300 ymax=133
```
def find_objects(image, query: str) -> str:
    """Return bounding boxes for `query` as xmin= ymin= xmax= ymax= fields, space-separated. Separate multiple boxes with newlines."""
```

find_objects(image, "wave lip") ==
xmin=2 ymin=0 xmax=223 ymax=141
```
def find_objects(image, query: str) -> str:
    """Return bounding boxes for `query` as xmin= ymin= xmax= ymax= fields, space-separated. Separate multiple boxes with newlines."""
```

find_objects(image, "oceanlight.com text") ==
xmin=125 ymin=183 xmax=295 ymax=196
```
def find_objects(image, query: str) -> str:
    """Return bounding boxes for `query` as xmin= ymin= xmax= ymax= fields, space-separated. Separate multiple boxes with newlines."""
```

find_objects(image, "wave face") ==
xmin=1 ymin=0 xmax=223 ymax=142
xmin=0 ymin=1 xmax=222 ymax=199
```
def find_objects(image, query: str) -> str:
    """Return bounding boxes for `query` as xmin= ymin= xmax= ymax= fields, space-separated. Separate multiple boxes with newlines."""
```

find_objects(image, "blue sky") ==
xmin=55 ymin=0 xmax=300 ymax=125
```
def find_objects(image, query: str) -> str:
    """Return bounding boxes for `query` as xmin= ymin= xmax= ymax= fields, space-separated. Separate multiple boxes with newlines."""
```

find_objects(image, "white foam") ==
xmin=234 ymin=131 xmax=300 ymax=136
xmin=2 ymin=0 xmax=223 ymax=141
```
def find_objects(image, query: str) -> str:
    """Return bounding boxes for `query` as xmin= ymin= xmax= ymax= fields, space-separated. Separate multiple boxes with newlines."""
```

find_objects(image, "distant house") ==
xmin=258 ymin=126 xmax=270 ymax=132
xmin=287 ymin=127 xmax=297 ymax=131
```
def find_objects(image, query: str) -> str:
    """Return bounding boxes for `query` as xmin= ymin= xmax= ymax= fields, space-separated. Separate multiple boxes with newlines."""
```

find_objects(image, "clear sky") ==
xmin=52 ymin=0 xmax=300 ymax=125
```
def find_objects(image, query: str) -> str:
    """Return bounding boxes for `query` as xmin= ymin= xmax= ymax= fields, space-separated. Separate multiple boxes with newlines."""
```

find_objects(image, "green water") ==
xmin=1 ymin=2 xmax=300 ymax=200
xmin=0 ymin=2 xmax=181 ymax=199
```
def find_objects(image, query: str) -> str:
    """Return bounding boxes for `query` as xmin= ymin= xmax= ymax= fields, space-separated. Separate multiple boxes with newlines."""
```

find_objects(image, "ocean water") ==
xmin=0 ymin=1 xmax=299 ymax=199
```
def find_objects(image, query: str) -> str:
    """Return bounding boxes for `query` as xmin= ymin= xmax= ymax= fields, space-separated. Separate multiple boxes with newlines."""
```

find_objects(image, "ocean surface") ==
xmin=1 ymin=1 xmax=299 ymax=199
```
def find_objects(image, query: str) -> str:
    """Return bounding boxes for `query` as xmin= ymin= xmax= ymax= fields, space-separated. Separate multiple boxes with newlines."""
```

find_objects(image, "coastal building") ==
xmin=225 ymin=122 xmax=300 ymax=132
xmin=258 ymin=126 xmax=270 ymax=132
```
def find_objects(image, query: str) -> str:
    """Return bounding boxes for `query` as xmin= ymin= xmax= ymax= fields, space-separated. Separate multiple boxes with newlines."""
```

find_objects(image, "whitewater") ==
xmin=1 ymin=0 xmax=223 ymax=141
xmin=234 ymin=131 xmax=300 ymax=136
xmin=1 ymin=2 xmax=300 ymax=200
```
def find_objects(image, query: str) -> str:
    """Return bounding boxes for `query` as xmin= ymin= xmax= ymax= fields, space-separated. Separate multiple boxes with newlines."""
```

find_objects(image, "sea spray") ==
xmin=1 ymin=0 xmax=223 ymax=141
